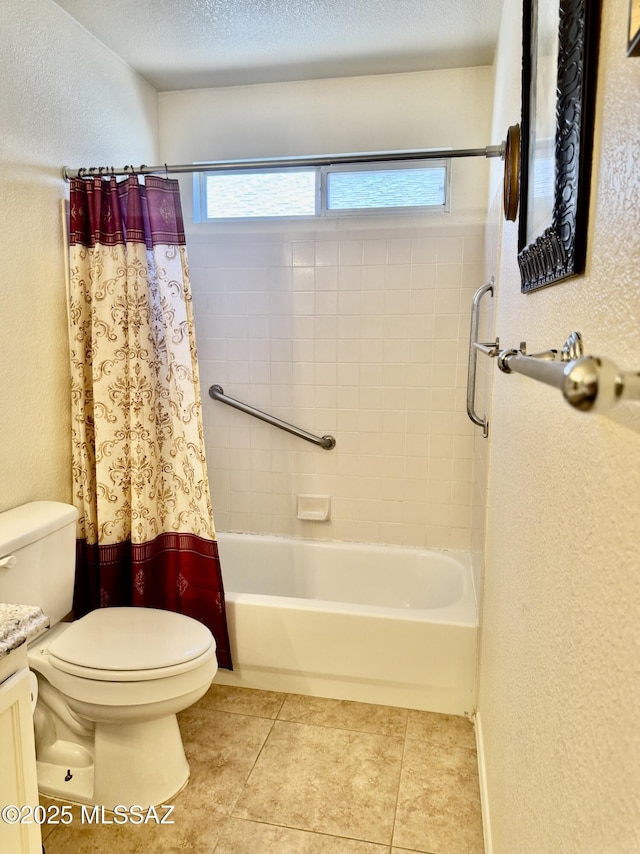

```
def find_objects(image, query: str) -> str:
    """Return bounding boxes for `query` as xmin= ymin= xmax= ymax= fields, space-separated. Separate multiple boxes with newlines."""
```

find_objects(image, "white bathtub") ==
xmin=214 ymin=533 xmax=478 ymax=714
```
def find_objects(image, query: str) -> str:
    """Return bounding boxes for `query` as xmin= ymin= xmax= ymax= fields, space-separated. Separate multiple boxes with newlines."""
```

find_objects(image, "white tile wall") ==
xmin=189 ymin=220 xmax=486 ymax=549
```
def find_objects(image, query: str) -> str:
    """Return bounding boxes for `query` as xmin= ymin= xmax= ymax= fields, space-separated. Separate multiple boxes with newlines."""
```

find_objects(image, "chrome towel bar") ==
xmin=497 ymin=337 xmax=640 ymax=412
xmin=208 ymin=385 xmax=336 ymax=450
xmin=466 ymin=281 xmax=640 ymax=430
xmin=478 ymin=330 xmax=640 ymax=413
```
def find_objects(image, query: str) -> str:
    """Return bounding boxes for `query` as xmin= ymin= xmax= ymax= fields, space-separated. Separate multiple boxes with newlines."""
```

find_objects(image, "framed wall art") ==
xmin=518 ymin=0 xmax=601 ymax=293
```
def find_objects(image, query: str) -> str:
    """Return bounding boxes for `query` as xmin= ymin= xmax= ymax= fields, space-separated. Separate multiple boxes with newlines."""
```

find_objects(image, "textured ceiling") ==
xmin=52 ymin=0 xmax=505 ymax=91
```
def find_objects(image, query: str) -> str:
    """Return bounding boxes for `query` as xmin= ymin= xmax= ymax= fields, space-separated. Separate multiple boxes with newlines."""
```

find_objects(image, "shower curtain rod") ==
xmin=62 ymin=143 xmax=506 ymax=181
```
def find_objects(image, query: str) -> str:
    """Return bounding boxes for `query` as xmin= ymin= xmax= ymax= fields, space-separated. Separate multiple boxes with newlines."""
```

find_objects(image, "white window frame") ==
xmin=193 ymin=158 xmax=450 ymax=223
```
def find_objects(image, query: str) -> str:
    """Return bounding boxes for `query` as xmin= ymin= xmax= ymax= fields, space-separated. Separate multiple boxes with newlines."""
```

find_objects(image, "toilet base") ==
xmin=93 ymin=713 xmax=190 ymax=809
xmin=37 ymin=714 xmax=190 ymax=809
xmin=37 ymin=754 xmax=95 ymax=804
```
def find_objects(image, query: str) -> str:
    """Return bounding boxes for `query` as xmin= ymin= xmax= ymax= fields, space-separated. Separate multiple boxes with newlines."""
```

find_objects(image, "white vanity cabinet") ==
xmin=0 ymin=645 xmax=41 ymax=854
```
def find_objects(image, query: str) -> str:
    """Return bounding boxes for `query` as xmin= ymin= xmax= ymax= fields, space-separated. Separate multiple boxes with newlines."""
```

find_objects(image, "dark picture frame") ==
xmin=629 ymin=0 xmax=640 ymax=55
xmin=518 ymin=0 xmax=601 ymax=293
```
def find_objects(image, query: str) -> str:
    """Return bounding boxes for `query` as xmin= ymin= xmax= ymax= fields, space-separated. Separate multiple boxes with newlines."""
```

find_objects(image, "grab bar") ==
xmin=208 ymin=385 xmax=336 ymax=450
xmin=467 ymin=279 xmax=498 ymax=437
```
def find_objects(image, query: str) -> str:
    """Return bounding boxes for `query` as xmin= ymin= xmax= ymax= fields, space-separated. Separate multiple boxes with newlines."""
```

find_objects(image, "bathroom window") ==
xmin=324 ymin=161 xmax=448 ymax=214
xmin=193 ymin=159 xmax=449 ymax=221
xmin=196 ymin=169 xmax=319 ymax=220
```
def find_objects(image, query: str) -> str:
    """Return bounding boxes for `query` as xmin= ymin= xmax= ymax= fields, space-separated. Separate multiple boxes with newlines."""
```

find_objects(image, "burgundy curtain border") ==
xmin=69 ymin=175 xmax=186 ymax=249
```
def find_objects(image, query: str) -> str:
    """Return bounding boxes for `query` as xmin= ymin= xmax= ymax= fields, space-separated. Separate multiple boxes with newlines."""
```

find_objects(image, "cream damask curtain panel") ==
xmin=68 ymin=175 xmax=231 ymax=668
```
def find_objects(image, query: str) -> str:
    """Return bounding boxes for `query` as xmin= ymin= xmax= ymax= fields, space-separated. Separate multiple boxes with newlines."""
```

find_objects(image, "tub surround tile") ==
xmin=214 ymin=817 xmax=389 ymax=853
xmin=393 ymin=740 xmax=484 ymax=854
xmin=278 ymin=693 xmax=408 ymax=737
xmin=195 ymin=683 xmax=287 ymax=718
xmin=194 ymin=223 xmax=484 ymax=549
xmin=406 ymin=709 xmax=476 ymax=751
xmin=233 ymin=720 xmax=403 ymax=844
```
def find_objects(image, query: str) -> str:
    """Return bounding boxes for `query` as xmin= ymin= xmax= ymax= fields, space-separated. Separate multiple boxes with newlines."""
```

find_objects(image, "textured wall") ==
xmin=478 ymin=0 xmax=640 ymax=850
xmin=159 ymin=67 xmax=494 ymax=222
xmin=0 ymin=0 xmax=158 ymax=512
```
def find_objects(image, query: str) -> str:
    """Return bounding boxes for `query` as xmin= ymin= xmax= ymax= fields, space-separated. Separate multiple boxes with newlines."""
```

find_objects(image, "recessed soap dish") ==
xmin=297 ymin=495 xmax=331 ymax=521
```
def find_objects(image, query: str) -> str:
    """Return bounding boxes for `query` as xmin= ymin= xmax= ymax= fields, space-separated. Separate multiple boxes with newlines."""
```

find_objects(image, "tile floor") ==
xmin=41 ymin=685 xmax=484 ymax=854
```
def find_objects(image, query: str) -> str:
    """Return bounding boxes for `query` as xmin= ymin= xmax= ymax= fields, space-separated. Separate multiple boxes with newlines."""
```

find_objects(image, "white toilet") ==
xmin=0 ymin=501 xmax=218 ymax=808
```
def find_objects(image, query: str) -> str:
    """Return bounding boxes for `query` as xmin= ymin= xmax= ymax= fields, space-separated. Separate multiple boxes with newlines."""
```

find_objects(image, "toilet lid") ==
xmin=48 ymin=607 xmax=214 ymax=672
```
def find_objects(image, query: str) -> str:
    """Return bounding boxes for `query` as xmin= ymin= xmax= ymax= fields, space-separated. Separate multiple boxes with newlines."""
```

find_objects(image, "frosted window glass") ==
xmin=205 ymin=171 xmax=316 ymax=218
xmin=327 ymin=167 xmax=446 ymax=210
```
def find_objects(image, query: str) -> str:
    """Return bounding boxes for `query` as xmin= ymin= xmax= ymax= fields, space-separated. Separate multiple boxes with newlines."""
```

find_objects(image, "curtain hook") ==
xmin=165 ymin=163 xmax=169 ymax=179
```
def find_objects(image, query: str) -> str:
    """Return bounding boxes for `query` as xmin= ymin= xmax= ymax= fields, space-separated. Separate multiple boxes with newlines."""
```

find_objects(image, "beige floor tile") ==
xmin=233 ymin=720 xmax=403 ymax=844
xmin=391 ymin=850 xmax=438 ymax=854
xmin=39 ymin=795 xmax=67 ymax=841
xmin=391 ymin=849 xmax=444 ymax=854
xmin=393 ymin=740 xmax=484 ymax=854
xmin=406 ymin=710 xmax=476 ymax=751
xmin=37 ymin=694 xmax=484 ymax=854
xmin=194 ymin=683 xmax=287 ymax=718
xmin=214 ymin=817 xmax=390 ymax=853
xmin=43 ymin=802 xmax=225 ymax=854
xmin=179 ymin=704 xmax=274 ymax=754
xmin=178 ymin=706 xmax=275 ymax=815
xmin=278 ymin=693 xmax=408 ymax=737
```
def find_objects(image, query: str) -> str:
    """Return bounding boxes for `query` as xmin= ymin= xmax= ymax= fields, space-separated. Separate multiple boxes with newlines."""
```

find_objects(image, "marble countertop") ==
xmin=0 ymin=603 xmax=49 ymax=658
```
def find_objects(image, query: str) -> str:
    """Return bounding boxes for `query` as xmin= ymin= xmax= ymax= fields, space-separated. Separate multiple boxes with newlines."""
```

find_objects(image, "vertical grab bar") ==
xmin=466 ymin=279 xmax=495 ymax=438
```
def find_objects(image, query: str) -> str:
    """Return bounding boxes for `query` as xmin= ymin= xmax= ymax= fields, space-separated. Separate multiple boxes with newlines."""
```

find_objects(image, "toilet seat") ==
xmin=47 ymin=607 xmax=216 ymax=682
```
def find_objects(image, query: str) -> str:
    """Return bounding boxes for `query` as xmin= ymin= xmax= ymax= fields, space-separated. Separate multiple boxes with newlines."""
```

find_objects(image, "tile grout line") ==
xmin=224 ymin=698 xmax=286 ymax=822
xmin=217 ymin=814 xmax=396 ymax=851
xmin=388 ymin=710 xmax=411 ymax=851
xmin=222 ymin=693 xmax=406 ymax=850
xmin=275 ymin=718 xmax=408 ymax=738
xmin=183 ymin=695 xmax=281 ymax=848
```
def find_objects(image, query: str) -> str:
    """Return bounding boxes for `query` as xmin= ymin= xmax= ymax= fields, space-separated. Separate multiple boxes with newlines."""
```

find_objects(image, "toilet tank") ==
xmin=0 ymin=501 xmax=79 ymax=626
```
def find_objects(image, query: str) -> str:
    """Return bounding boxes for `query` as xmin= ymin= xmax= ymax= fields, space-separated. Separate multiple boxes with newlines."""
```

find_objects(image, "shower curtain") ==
xmin=67 ymin=174 xmax=231 ymax=668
